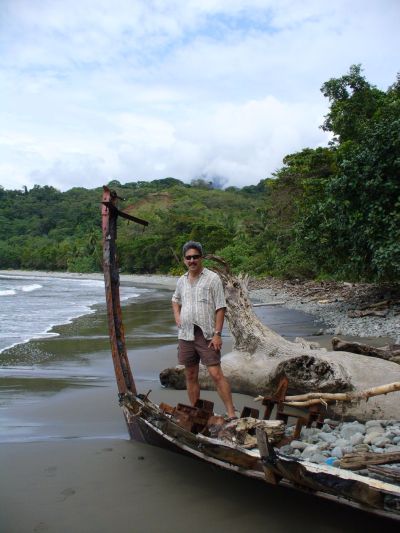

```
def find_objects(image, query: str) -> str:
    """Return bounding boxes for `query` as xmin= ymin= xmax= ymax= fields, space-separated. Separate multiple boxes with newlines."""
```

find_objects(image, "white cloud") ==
xmin=0 ymin=0 xmax=399 ymax=190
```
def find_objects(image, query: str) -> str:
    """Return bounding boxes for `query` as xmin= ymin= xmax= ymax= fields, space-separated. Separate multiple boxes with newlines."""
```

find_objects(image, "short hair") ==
xmin=182 ymin=241 xmax=203 ymax=256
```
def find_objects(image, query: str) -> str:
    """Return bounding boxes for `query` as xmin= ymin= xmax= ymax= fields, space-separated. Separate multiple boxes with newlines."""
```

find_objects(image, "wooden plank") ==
xmin=368 ymin=465 xmax=400 ymax=483
xmin=102 ymin=186 xmax=136 ymax=396
xmin=340 ymin=451 xmax=400 ymax=470
xmin=256 ymin=428 xmax=279 ymax=485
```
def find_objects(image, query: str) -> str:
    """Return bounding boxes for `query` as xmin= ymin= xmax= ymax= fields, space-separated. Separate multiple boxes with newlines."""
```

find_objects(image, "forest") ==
xmin=0 ymin=66 xmax=399 ymax=282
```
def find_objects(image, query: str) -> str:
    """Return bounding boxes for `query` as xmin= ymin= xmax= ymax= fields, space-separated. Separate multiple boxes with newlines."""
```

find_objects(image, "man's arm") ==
xmin=172 ymin=301 xmax=182 ymax=328
xmin=208 ymin=307 xmax=225 ymax=351
xmin=214 ymin=307 xmax=225 ymax=334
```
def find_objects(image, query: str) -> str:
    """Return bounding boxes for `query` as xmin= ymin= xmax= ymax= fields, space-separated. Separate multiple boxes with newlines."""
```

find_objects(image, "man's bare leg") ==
xmin=185 ymin=364 xmax=200 ymax=406
xmin=207 ymin=364 xmax=236 ymax=418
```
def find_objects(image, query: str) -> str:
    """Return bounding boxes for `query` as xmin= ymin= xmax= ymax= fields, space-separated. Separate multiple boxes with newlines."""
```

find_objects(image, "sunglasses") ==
xmin=185 ymin=254 xmax=201 ymax=261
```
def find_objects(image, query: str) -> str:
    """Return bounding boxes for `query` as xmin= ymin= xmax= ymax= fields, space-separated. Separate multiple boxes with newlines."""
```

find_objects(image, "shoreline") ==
xmin=2 ymin=269 xmax=398 ymax=342
xmin=0 ymin=269 xmax=178 ymax=290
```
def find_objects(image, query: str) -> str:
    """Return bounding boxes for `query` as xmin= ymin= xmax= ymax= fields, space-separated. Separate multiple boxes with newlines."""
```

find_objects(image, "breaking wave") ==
xmin=0 ymin=289 xmax=16 ymax=296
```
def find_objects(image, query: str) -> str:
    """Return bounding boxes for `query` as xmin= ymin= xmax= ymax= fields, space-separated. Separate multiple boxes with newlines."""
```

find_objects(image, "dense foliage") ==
xmin=0 ymin=66 xmax=398 ymax=282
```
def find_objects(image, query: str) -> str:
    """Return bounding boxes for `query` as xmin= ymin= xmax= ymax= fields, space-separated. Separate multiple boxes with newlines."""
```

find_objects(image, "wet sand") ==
xmin=1 ymin=275 xmax=398 ymax=531
xmin=2 ymin=437 xmax=399 ymax=533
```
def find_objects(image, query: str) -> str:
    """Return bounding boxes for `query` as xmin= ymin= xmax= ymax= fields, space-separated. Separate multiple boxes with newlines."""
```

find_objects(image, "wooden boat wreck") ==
xmin=101 ymin=186 xmax=400 ymax=520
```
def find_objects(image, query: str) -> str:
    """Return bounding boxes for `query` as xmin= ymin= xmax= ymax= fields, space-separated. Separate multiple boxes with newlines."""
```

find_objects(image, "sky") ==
xmin=1 ymin=0 xmax=399 ymax=191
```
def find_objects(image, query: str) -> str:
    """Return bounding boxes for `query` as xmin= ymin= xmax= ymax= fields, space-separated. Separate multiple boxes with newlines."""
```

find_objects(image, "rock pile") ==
xmin=280 ymin=419 xmax=400 ymax=468
xmin=250 ymin=281 xmax=400 ymax=342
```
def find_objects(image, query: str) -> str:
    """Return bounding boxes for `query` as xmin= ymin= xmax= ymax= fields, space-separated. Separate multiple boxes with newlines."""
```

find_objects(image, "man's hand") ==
xmin=208 ymin=334 xmax=222 ymax=351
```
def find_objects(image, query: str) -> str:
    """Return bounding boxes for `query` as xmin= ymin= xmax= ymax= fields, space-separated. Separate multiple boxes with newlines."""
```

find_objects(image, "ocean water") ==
xmin=0 ymin=274 xmax=148 ymax=355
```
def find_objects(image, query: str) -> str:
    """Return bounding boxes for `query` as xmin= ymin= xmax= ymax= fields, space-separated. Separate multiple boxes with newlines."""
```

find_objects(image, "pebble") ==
xmin=350 ymin=432 xmax=364 ymax=446
xmin=365 ymin=424 xmax=384 ymax=435
xmin=372 ymin=437 xmax=389 ymax=448
xmin=309 ymin=453 xmax=327 ymax=464
xmin=371 ymin=446 xmax=385 ymax=453
xmin=279 ymin=445 xmax=293 ymax=455
xmin=331 ymin=446 xmax=343 ymax=459
xmin=301 ymin=445 xmax=318 ymax=459
xmin=365 ymin=420 xmax=384 ymax=429
xmin=276 ymin=419 xmax=400 ymax=480
xmin=341 ymin=422 xmax=365 ymax=439
xmin=385 ymin=445 xmax=400 ymax=452
xmin=301 ymin=427 xmax=321 ymax=439
xmin=290 ymin=440 xmax=308 ymax=451
xmin=323 ymin=419 xmax=340 ymax=428
xmin=364 ymin=431 xmax=384 ymax=444
xmin=353 ymin=444 xmax=370 ymax=452
xmin=319 ymin=432 xmax=337 ymax=444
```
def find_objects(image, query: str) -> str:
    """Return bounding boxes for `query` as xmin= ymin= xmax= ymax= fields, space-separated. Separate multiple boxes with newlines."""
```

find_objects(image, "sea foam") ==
xmin=0 ymin=289 xmax=16 ymax=296
xmin=20 ymin=284 xmax=42 ymax=292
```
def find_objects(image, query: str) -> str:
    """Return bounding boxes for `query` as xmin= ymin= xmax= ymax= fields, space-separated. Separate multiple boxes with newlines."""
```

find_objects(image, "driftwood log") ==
xmin=160 ymin=258 xmax=400 ymax=421
xmin=340 ymin=451 xmax=400 ymax=470
xmin=280 ymin=382 xmax=400 ymax=407
xmin=347 ymin=298 xmax=400 ymax=318
xmin=332 ymin=337 xmax=400 ymax=364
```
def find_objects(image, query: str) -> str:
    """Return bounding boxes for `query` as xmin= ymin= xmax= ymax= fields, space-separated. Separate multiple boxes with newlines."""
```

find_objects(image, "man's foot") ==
xmin=224 ymin=410 xmax=240 ymax=422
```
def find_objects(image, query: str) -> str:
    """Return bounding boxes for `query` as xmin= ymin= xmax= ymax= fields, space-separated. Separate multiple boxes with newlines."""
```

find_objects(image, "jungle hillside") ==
xmin=1 ymin=66 xmax=399 ymax=282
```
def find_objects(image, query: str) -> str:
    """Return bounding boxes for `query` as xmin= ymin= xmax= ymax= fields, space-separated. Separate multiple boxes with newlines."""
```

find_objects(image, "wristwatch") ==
xmin=214 ymin=331 xmax=222 ymax=336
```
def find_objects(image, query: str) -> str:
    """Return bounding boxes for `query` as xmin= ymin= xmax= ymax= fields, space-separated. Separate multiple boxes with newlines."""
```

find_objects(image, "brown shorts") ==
xmin=178 ymin=325 xmax=221 ymax=367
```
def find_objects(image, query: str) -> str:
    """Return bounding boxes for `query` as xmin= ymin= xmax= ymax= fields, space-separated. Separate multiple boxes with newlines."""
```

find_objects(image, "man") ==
xmin=172 ymin=241 xmax=236 ymax=419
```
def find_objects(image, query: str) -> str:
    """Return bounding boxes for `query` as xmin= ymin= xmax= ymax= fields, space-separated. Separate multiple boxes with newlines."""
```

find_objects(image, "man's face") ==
xmin=184 ymin=248 xmax=203 ymax=274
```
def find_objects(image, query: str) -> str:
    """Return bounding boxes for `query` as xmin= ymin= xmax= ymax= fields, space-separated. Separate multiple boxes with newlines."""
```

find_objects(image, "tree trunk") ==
xmin=160 ymin=259 xmax=400 ymax=421
xmin=332 ymin=337 xmax=400 ymax=362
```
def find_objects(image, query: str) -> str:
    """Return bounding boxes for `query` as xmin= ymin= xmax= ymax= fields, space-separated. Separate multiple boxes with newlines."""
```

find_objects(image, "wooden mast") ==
xmin=101 ymin=186 xmax=148 ymax=398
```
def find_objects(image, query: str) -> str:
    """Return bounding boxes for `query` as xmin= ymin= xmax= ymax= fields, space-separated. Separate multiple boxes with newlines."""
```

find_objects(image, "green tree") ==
xmin=321 ymin=64 xmax=386 ymax=144
xmin=298 ymin=68 xmax=400 ymax=280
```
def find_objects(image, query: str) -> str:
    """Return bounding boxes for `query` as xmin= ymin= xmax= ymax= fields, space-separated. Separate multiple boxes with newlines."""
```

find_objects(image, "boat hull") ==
xmin=120 ymin=394 xmax=400 ymax=521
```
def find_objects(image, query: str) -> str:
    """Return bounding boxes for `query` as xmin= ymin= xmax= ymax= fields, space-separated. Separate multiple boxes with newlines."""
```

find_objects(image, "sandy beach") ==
xmin=1 ymin=270 xmax=399 ymax=531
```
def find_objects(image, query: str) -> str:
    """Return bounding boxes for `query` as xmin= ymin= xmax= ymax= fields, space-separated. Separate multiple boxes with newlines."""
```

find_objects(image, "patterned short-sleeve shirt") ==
xmin=172 ymin=267 xmax=226 ymax=341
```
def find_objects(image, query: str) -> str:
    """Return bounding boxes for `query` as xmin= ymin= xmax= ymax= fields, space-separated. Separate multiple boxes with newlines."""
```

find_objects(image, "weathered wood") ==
xmin=218 ymin=418 xmax=284 ymax=448
xmin=332 ymin=337 xmax=400 ymax=362
xmin=364 ymin=299 xmax=391 ymax=310
xmin=348 ymin=309 xmax=388 ymax=318
xmin=282 ymin=382 xmax=400 ymax=407
xmin=368 ymin=465 xmax=400 ymax=483
xmin=160 ymin=257 xmax=400 ymax=420
xmin=256 ymin=428 xmax=280 ymax=485
xmin=102 ymin=187 xmax=136 ymax=396
xmin=340 ymin=451 xmax=400 ymax=470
